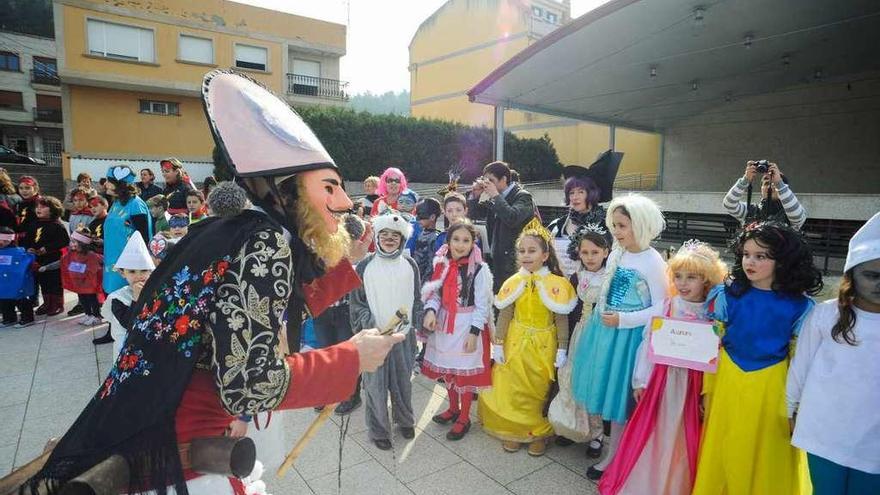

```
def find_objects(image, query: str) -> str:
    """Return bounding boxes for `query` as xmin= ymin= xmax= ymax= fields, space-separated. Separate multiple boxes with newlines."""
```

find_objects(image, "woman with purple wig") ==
xmin=370 ymin=167 xmax=419 ymax=217
xmin=548 ymin=151 xmax=622 ymax=277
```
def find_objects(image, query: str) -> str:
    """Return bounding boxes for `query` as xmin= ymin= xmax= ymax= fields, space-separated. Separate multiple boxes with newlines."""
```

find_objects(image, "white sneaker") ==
xmin=90 ymin=316 xmax=104 ymax=326
xmin=78 ymin=315 xmax=91 ymax=325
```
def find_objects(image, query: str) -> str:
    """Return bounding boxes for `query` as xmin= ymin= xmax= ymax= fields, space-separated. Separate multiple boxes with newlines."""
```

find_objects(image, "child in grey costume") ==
xmin=350 ymin=212 xmax=422 ymax=450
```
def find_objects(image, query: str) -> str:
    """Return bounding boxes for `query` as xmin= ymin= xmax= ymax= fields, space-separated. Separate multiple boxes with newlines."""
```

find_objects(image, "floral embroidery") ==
xmin=99 ymin=348 xmax=152 ymax=399
xmin=99 ymin=257 xmax=231 ymax=399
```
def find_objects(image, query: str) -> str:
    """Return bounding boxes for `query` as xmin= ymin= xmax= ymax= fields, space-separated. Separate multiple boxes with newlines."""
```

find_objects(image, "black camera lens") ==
xmin=755 ymin=160 xmax=770 ymax=174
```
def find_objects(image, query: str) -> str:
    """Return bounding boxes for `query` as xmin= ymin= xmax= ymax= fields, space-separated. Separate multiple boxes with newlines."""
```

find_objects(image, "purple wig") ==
xmin=564 ymin=176 xmax=600 ymax=208
xmin=376 ymin=167 xmax=409 ymax=196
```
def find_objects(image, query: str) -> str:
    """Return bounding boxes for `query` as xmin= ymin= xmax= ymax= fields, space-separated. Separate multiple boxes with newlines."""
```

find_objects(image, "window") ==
xmin=33 ymin=57 xmax=57 ymax=76
xmin=139 ymin=100 xmax=179 ymax=116
xmin=179 ymin=34 xmax=213 ymax=64
xmin=87 ymin=19 xmax=155 ymax=63
xmin=532 ymin=6 xmax=543 ymax=17
xmin=292 ymin=58 xmax=321 ymax=95
xmin=0 ymin=51 xmax=20 ymax=71
xmin=0 ymin=90 xmax=24 ymax=110
xmin=546 ymin=12 xmax=558 ymax=23
xmin=234 ymin=44 xmax=268 ymax=71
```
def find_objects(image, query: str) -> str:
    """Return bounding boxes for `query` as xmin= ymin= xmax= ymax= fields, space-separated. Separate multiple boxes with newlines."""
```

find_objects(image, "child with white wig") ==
xmin=569 ymin=193 xmax=669 ymax=480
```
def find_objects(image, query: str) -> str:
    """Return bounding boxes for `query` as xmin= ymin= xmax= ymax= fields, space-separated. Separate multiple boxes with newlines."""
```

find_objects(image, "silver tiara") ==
xmin=580 ymin=222 xmax=608 ymax=236
xmin=676 ymin=239 xmax=715 ymax=262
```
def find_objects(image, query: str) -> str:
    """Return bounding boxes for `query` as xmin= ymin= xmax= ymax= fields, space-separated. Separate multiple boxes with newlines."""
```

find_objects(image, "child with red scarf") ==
xmin=65 ymin=188 xmax=94 ymax=233
xmin=420 ymin=220 xmax=493 ymax=440
xmin=29 ymin=196 xmax=70 ymax=316
xmin=61 ymin=226 xmax=105 ymax=326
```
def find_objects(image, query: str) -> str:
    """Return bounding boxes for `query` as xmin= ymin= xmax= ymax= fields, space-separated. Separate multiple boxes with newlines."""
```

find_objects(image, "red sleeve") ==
xmin=277 ymin=341 xmax=360 ymax=410
xmin=370 ymin=200 xmax=380 ymax=216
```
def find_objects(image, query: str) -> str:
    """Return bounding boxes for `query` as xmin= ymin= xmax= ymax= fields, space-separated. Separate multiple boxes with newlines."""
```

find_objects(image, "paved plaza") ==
xmin=0 ymin=295 xmax=598 ymax=495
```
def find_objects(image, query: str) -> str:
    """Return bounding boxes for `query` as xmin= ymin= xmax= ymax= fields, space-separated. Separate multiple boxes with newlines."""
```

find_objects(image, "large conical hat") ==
xmin=201 ymin=69 xmax=336 ymax=178
xmin=562 ymin=150 xmax=623 ymax=203
xmin=115 ymin=234 xmax=155 ymax=271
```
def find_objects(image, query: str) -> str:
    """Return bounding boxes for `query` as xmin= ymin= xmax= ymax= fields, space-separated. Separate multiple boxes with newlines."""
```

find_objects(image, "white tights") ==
xmin=595 ymin=421 xmax=624 ymax=471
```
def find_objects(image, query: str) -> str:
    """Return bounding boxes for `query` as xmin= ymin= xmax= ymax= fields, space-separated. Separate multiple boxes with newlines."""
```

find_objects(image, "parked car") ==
xmin=0 ymin=145 xmax=46 ymax=165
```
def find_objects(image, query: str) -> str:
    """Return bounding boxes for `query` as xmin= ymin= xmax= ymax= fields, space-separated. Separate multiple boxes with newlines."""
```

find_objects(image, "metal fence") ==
xmin=33 ymin=107 xmax=62 ymax=123
xmin=286 ymin=73 xmax=349 ymax=101
xmin=30 ymin=69 xmax=60 ymax=86
xmin=29 ymin=152 xmax=62 ymax=167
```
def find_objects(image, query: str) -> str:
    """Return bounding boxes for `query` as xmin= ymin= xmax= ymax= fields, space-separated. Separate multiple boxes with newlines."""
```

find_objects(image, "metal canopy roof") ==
xmin=468 ymin=0 xmax=880 ymax=132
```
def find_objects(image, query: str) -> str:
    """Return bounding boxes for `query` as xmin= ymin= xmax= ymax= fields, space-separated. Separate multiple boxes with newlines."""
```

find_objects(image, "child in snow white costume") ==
xmin=478 ymin=218 xmax=577 ymax=457
xmin=692 ymin=221 xmax=822 ymax=495
xmin=421 ymin=220 xmax=493 ymax=441
xmin=23 ymin=70 xmax=403 ymax=495
xmin=599 ymin=240 xmax=726 ymax=495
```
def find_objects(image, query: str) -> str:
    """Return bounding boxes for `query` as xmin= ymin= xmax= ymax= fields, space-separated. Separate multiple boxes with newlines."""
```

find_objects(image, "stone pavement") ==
xmin=0 ymin=298 xmax=599 ymax=495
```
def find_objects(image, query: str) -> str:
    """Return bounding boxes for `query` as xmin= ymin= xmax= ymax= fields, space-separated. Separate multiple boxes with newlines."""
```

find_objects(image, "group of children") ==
xmin=356 ymin=190 xmax=878 ymax=495
xmin=0 ymin=167 xmax=210 ymax=340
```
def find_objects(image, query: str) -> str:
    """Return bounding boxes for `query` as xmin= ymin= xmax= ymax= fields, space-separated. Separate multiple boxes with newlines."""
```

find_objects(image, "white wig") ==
xmin=605 ymin=193 xmax=665 ymax=250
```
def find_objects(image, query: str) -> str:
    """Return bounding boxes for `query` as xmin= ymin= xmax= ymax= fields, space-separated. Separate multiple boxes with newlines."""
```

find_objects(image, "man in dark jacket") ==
xmin=467 ymin=161 xmax=535 ymax=291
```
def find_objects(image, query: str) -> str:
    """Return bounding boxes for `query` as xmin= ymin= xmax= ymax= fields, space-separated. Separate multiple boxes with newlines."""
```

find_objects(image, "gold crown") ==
xmin=520 ymin=217 xmax=552 ymax=243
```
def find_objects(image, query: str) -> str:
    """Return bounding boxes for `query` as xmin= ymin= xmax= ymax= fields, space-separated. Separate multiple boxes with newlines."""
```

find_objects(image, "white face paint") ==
xmin=853 ymin=259 xmax=880 ymax=312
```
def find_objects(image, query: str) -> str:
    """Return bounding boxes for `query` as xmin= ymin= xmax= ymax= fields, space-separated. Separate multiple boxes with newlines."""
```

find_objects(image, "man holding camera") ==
xmin=722 ymin=160 xmax=807 ymax=230
xmin=468 ymin=161 xmax=536 ymax=291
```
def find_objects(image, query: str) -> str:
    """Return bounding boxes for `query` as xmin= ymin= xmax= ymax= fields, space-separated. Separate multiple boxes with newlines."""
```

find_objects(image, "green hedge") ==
xmin=214 ymin=106 xmax=561 ymax=183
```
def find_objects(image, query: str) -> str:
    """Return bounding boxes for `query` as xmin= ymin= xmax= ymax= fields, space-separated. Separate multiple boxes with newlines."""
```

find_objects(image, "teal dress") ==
xmin=103 ymin=197 xmax=151 ymax=293
xmin=570 ymin=266 xmax=655 ymax=423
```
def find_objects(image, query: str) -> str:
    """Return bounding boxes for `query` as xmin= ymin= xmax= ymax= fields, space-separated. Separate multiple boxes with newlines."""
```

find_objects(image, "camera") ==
xmin=754 ymin=160 xmax=770 ymax=174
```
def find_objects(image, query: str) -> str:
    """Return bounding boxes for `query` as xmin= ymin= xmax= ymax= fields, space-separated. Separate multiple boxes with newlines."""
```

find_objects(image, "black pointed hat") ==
xmin=562 ymin=149 xmax=623 ymax=203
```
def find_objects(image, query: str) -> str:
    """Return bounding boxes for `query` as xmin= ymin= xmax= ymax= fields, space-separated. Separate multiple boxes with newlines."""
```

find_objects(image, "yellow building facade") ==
xmin=54 ymin=0 xmax=348 ymax=180
xmin=409 ymin=0 xmax=660 ymax=183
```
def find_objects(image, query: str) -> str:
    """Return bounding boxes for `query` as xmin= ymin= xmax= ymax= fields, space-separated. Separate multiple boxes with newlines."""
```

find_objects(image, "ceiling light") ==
xmin=650 ymin=66 xmax=657 ymax=78
xmin=725 ymin=92 xmax=733 ymax=103
xmin=691 ymin=80 xmax=699 ymax=91
xmin=782 ymin=54 xmax=791 ymax=66
xmin=743 ymin=34 xmax=754 ymax=49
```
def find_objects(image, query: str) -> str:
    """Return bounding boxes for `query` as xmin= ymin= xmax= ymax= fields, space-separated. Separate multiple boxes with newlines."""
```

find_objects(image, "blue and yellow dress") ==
xmin=693 ymin=283 xmax=813 ymax=495
xmin=478 ymin=267 xmax=576 ymax=443
xmin=570 ymin=248 xmax=668 ymax=424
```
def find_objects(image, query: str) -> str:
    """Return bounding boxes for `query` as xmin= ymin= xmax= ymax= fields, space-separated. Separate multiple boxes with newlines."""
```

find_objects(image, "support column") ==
xmin=609 ymin=124 xmax=616 ymax=150
xmin=493 ymin=105 xmax=504 ymax=161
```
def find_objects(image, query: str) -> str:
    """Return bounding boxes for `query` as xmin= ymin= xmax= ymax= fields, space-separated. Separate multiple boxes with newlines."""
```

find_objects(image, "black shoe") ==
xmin=586 ymin=438 xmax=603 ymax=458
xmin=314 ymin=406 xmax=325 ymax=412
xmin=554 ymin=436 xmax=574 ymax=447
xmin=399 ymin=426 xmax=415 ymax=439
xmin=431 ymin=410 xmax=460 ymax=425
xmin=2 ymin=319 xmax=17 ymax=327
xmin=67 ymin=304 xmax=84 ymax=316
xmin=373 ymin=438 xmax=392 ymax=450
xmin=92 ymin=331 xmax=114 ymax=345
xmin=445 ymin=421 xmax=470 ymax=441
xmin=334 ymin=396 xmax=362 ymax=416
xmin=586 ymin=465 xmax=604 ymax=481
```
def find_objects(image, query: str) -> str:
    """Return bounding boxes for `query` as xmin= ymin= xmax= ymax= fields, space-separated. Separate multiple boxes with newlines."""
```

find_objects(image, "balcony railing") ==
xmin=286 ymin=73 xmax=349 ymax=101
xmin=31 ymin=69 xmax=60 ymax=86
xmin=33 ymin=107 xmax=62 ymax=123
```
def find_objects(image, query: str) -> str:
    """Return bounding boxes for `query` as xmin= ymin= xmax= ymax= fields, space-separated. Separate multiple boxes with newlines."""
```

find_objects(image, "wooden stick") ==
xmin=275 ymin=308 xmax=409 ymax=479
xmin=275 ymin=404 xmax=337 ymax=479
xmin=0 ymin=438 xmax=58 ymax=495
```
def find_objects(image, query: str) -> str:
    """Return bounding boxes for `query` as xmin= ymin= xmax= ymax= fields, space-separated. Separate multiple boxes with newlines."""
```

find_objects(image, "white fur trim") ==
xmin=535 ymin=279 xmax=578 ymax=315
xmin=494 ymin=279 xmax=525 ymax=309
xmin=371 ymin=213 xmax=413 ymax=241
xmin=421 ymin=256 xmax=449 ymax=303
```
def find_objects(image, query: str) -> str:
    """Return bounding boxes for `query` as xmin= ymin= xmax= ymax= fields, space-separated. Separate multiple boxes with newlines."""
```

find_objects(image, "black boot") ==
xmin=67 ymin=303 xmax=84 ymax=316
xmin=92 ymin=328 xmax=114 ymax=345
